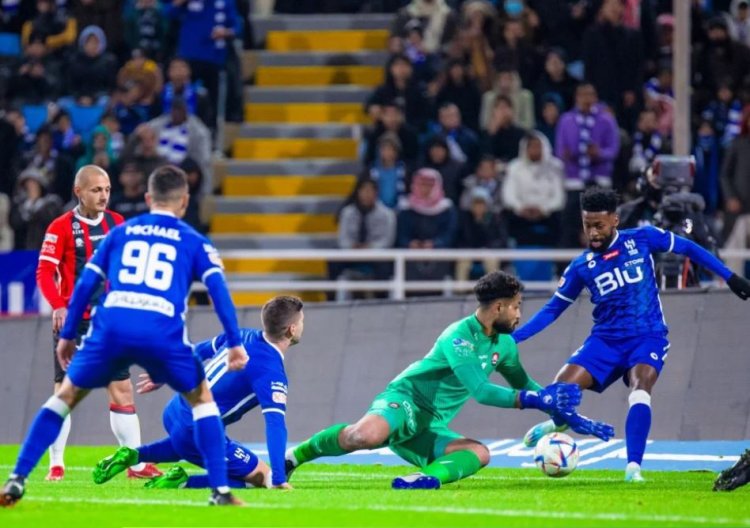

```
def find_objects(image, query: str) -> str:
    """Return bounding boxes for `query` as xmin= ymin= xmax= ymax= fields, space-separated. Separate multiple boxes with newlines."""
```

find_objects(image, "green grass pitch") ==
xmin=1 ymin=445 xmax=749 ymax=527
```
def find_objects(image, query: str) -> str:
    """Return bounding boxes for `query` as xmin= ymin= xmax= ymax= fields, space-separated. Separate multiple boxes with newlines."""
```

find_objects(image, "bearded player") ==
xmin=514 ymin=187 xmax=750 ymax=482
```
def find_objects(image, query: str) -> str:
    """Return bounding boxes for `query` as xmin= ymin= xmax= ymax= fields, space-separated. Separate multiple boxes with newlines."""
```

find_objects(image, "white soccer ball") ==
xmin=534 ymin=432 xmax=579 ymax=478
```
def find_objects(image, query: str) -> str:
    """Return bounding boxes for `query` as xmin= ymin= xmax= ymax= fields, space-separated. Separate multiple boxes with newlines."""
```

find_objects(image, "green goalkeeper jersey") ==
xmin=385 ymin=314 xmax=543 ymax=424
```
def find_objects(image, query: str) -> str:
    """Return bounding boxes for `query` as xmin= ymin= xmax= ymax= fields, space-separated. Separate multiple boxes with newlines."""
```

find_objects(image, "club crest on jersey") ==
xmin=491 ymin=352 xmax=499 ymax=366
xmin=272 ymin=391 xmax=287 ymax=404
xmin=625 ymin=239 xmax=638 ymax=255
xmin=75 ymin=237 xmax=84 ymax=248
xmin=603 ymin=249 xmax=620 ymax=261
xmin=389 ymin=402 xmax=400 ymax=409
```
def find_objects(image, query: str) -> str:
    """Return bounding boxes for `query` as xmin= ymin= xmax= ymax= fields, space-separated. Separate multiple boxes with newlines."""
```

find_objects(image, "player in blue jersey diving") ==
xmin=514 ymin=187 xmax=750 ymax=483
xmin=1 ymin=166 xmax=249 ymax=507
xmin=92 ymin=296 xmax=303 ymax=491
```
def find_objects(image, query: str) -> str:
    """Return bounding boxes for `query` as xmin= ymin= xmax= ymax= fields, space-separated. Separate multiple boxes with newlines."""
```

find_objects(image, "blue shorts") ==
xmin=66 ymin=321 xmax=205 ymax=393
xmin=162 ymin=399 xmax=259 ymax=479
xmin=567 ymin=334 xmax=670 ymax=393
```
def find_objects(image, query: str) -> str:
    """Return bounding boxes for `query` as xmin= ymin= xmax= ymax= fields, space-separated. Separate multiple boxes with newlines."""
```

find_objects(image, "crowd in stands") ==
xmin=334 ymin=0 xmax=750 ymax=284
xmin=0 ymin=0 xmax=252 ymax=250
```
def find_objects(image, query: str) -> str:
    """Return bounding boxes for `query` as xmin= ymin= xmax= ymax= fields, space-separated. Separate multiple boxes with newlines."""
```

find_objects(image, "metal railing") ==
xmin=213 ymin=248 xmax=750 ymax=300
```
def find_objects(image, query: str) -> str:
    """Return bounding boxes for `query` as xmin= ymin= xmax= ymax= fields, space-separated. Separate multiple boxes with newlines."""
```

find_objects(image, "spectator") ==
xmin=459 ymin=154 xmax=502 ymax=213
xmin=7 ymin=32 xmax=60 ymax=103
xmin=338 ymin=178 xmax=397 ymax=252
xmin=124 ymin=0 xmax=166 ymax=61
xmin=397 ymin=168 xmax=457 ymax=282
xmin=693 ymin=120 xmax=723 ymax=216
xmin=493 ymin=17 xmax=542 ymax=90
xmin=527 ymin=0 xmax=594 ymax=62
xmin=161 ymin=57 xmax=212 ymax=127
xmin=67 ymin=25 xmax=117 ymax=101
xmin=148 ymin=98 xmax=212 ymax=188
xmin=180 ymin=157 xmax=208 ymax=234
xmin=536 ymin=93 xmax=564 ymax=146
xmin=112 ymin=80 xmax=151 ymax=136
xmin=169 ymin=0 xmax=239 ymax=125
xmin=76 ymin=125 xmax=115 ymax=170
xmin=391 ymin=0 xmax=458 ymax=54
xmin=402 ymin=19 xmax=441 ymax=86
xmin=427 ymin=103 xmax=480 ymax=169
xmin=0 ymin=192 xmax=13 ymax=250
xmin=0 ymin=112 xmax=22 ymax=196
xmin=654 ymin=13 xmax=675 ymax=67
xmin=9 ymin=168 xmax=63 ymax=250
xmin=621 ymin=109 xmax=667 ymax=193
xmin=21 ymin=0 xmax=76 ymax=53
xmin=456 ymin=0 xmax=498 ymax=92
xmin=480 ymin=67 xmax=535 ymax=131
xmin=702 ymin=80 xmax=744 ymax=148
xmin=363 ymin=101 xmax=419 ymax=166
xmin=456 ymin=186 xmax=506 ymax=281
xmin=366 ymin=54 xmax=429 ymax=130
xmin=50 ymin=110 xmax=83 ymax=158
xmin=101 ymin=112 xmax=124 ymax=158
xmin=724 ymin=0 xmax=750 ymax=48
xmin=721 ymin=106 xmax=750 ymax=275
xmin=422 ymin=135 xmax=465 ymax=204
xmin=434 ymin=59 xmax=482 ymax=132
xmin=119 ymin=123 xmax=167 ymax=178
xmin=109 ymin=161 xmax=148 ymax=220
xmin=117 ymin=49 xmax=164 ymax=108
xmin=582 ymin=0 xmax=644 ymax=128
xmin=533 ymin=48 xmax=577 ymax=119
xmin=502 ymin=131 xmax=565 ymax=247
xmin=481 ymin=94 xmax=526 ymax=164
xmin=24 ymin=125 xmax=75 ymax=202
xmin=70 ymin=0 xmax=125 ymax=58
xmin=555 ymin=83 xmax=620 ymax=248
xmin=364 ymin=132 xmax=409 ymax=210
xmin=643 ymin=60 xmax=675 ymax=136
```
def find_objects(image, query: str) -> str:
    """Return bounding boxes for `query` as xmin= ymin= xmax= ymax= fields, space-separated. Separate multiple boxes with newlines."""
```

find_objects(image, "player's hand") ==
xmin=52 ymin=307 xmax=68 ymax=333
xmin=227 ymin=345 xmax=248 ymax=371
xmin=274 ymin=482 xmax=293 ymax=490
xmin=136 ymin=373 xmax=163 ymax=394
xmin=520 ymin=383 xmax=582 ymax=413
xmin=556 ymin=411 xmax=615 ymax=442
xmin=56 ymin=338 xmax=77 ymax=370
xmin=728 ymin=273 xmax=750 ymax=300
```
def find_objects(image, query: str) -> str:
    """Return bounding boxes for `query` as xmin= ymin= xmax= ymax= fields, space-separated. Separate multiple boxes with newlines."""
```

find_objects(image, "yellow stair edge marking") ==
xmin=224 ymin=259 xmax=327 ymax=275
xmin=255 ymin=65 xmax=383 ymax=87
xmin=266 ymin=29 xmax=389 ymax=52
xmin=232 ymin=138 xmax=358 ymax=160
xmin=211 ymin=213 xmax=337 ymax=234
xmin=244 ymin=103 xmax=368 ymax=124
xmin=232 ymin=291 xmax=327 ymax=306
xmin=223 ymin=175 xmax=356 ymax=196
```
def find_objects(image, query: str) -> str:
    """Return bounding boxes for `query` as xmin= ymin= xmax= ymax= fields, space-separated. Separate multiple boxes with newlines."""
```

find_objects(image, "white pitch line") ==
xmin=23 ymin=495 xmax=750 ymax=527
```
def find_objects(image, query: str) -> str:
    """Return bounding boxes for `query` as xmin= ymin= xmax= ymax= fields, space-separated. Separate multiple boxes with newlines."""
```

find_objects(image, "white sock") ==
xmin=109 ymin=409 xmax=145 ymax=471
xmin=49 ymin=414 xmax=71 ymax=468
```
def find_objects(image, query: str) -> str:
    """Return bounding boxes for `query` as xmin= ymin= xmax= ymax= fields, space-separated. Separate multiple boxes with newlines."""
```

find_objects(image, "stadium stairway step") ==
xmin=223 ymin=174 xmax=355 ymax=197
xmin=252 ymin=14 xmax=395 ymax=45
xmin=215 ymin=196 xmax=341 ymax=215
xmin=224 ymin=258 xmax=326 ymax=275
xmin=212 ymin=233 xmax=337 ymax=250
xmin=255 ymin=65 xmax=384 ymax=87
xmin=246 ymin=85 xmax=371 ymax=104
xmin=231 ymin=291 xmax=326 ymax=306
xmin=225 ymin=159 xmax=361 ymax=175
xmin=257 ymin=50 xmax=390 ymax=67
xmin=244 ymin=102 xmax=368 ymax=124
xmin=237 ymin=123 xmax=355 ymax=139
xmin=266 ymin=29 xmax=389 ymax=52
xmin=211 ymin=213 xmax=337 ymax=235
xmin=232 ymin=138 xmax=358 ymax=160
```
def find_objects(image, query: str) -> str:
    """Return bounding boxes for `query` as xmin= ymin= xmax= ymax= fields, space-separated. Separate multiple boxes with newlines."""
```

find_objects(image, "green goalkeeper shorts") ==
xmin=366 ymin=389 xmax=463 ymax=468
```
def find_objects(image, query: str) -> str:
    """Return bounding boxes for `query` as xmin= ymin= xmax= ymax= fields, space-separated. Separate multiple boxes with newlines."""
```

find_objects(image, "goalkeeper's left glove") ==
xmin=728 ymin=273 xmax=750 ymax=300
xmin=519 ymin=382 xmax=582 ymax=414
xmin=555 ymin=410 xmax=615 ymax=442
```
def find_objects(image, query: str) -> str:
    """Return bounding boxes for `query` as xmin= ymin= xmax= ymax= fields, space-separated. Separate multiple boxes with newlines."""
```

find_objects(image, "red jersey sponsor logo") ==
xmin=603 ymin=250 xmax=620 ymax=261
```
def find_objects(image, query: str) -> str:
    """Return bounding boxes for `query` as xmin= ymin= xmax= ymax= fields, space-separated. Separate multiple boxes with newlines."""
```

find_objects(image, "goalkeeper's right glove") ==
xmin=555 ymin=410 xmax=615 ymax=442
xmin=728 ymin=273 xmax=750 ymax=300
xmin=519 ymin=382 xmax=581 ymax=414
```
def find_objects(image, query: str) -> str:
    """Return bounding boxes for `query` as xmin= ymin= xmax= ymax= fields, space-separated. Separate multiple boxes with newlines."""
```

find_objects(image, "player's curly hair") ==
xmin=580 ymin=187 xmax=619 ymax=213
xmin=474 ymin=271 xmax=523 ymax=306
xmin=262 ymin=295 xmax=304 ymax=341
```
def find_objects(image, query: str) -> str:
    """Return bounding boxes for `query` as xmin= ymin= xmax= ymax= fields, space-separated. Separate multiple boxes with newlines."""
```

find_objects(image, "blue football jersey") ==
xmin=169 ymin=328 xmax=288 ymax=426
xmin=554 ymin=226 xmax=674 ymax=339
xmin=85 ymin=211 xmax=224 ymax=338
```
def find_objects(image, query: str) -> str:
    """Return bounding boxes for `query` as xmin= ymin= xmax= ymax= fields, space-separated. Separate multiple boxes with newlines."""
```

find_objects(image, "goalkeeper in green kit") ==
xmin=285 ymin=271 xmax=614 ymax=489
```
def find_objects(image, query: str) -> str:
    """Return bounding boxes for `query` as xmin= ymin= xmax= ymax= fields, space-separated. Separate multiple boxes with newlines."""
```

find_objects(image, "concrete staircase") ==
xmin=212 ymin=14 xmax=392 ymax=306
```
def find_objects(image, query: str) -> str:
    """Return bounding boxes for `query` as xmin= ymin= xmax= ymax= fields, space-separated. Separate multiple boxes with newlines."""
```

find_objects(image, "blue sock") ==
xmin=192 ymin=402 xmax=228 ymax=490
xmin=186 ymin=474 xmax=247 ymax=489
xmin=137 ymin=438 xmax=181 ymax=464
xmin=625 ymin=390 xmax=652 ymax=465
xmin=13 ymin=397 xmax=69 ymax=477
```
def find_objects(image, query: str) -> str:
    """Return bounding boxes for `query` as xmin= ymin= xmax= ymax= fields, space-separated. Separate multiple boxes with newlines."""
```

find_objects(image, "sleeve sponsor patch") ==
xmin=270 ymin=381 xmax=288 ymax=393
xmin=44 ymin=233 xmax=58 ymax=243
xmin=272 ymin=391 xmax=287 ymax=404
xmin=203 ymin=243 xmax=224 ymax=269
xmin=558 ymin=276 xmax=566 ymax=288
xmin=452 ymin=338 xmax=474 ymax=357
xmin=41 ymin=243 xmax=56 ymax=255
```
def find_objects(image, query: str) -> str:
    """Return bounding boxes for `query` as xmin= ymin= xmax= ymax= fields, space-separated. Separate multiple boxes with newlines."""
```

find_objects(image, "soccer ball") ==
xmin=534 ymin=432 xmax=579 ymax=478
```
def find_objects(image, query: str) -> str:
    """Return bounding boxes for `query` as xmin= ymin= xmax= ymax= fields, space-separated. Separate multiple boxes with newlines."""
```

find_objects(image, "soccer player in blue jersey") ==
xmin=92 ymin=296 xmax=303 ymax=491
xmin=1 ymin=166 xmax=249 ymax=507
xmin=514 ymin=187 xmax=750 ymax=482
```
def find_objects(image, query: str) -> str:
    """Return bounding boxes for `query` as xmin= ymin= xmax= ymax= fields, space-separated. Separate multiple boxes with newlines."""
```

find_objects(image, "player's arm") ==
xmin=494 ymin=338 xmax=544 ymax=392
xmin=512 ymin=264 xmax=584 ymax=343
xmin=194 ymin=333 xmax=228 ymax=362
xmin=253 ymin=372 xmax=289 ymax=487
xmin=36 ymin=220 xmax=68 ymax=329
xmin=644 ymin=226 xmax=750 ymax=299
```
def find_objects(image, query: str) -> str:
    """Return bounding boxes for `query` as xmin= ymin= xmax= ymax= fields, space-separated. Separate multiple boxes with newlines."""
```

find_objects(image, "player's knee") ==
xmin=342 ymin=424 xmax=382 ymax=450
xmin=107 ymin=380 xmax=134 ymax=405
xmin=473 ymin=444 xmax=491 ymax=467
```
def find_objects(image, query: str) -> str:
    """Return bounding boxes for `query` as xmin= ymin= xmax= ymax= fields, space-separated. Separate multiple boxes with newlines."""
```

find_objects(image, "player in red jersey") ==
xmin=36 ymin=165 xmax=161 ymax=481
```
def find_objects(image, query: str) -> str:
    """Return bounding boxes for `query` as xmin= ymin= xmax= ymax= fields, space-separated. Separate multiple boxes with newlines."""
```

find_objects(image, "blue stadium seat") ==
xmin=0 ymin=33 xmax=21 ymax=57
xmin=21 ymin=104 xmax=48 ymax=134
xmin=68 ymin=104 xmax=106 ymax=141
xmin=513 ymin=247 xmax=554 ymax=282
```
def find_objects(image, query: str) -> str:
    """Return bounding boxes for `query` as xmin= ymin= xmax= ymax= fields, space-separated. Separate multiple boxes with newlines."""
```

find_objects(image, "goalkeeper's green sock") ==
xmin=422 ymin=450 xmax=483 ymax=484
xmin=292 ymin=423 xmax=349 ymax=465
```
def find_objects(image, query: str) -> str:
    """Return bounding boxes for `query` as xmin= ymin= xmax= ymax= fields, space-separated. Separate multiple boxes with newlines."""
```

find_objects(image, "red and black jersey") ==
xmin=36 ymin=208 xmax=124 ymax=318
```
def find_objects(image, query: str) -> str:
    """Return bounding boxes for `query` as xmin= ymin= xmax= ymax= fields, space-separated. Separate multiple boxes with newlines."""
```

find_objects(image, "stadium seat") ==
xmin=68 ymin=104 xmax=106 ymax=142
xmin=21 ymin=104 xmax=48 ymax=134
xmin=513 ymin=247 xmax=554 ymax=282
xmin=0 ymin=33 xmax=21 ymax=57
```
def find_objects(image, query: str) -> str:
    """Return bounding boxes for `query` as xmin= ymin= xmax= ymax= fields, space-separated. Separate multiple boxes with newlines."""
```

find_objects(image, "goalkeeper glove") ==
xmin=728 ymin=273 xmax=750 ymax=300
xmin=555 ymin=410 xmax=615 ymax=442
xmin=519 ymin=382 xmax=581 ymax=413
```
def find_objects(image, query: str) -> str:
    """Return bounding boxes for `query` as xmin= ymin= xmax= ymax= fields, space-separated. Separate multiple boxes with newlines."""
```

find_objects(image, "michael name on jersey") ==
xmin=125 ymin=224 xmax=181 ymax=241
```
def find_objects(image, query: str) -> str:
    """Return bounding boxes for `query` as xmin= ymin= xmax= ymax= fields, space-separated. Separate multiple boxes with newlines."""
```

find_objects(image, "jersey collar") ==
xmin=73 ymin=207 xmax=104 ymax=226
xmin=467 ymin=315 xmax=497 ymax=343
xmin=151 ymin=209 xmax=176 ymax=217
xmin=261 ymin=332 xmax=285 ymax=361
xmin=607 ymin=229 xmax=620 ymax=249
